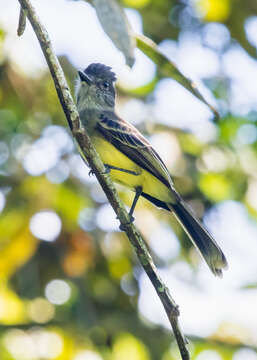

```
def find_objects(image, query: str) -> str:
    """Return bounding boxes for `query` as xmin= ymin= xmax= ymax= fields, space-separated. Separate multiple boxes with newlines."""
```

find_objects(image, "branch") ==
xmin=17 ymin=6 xmax=27 ymax=36
xmin=16 ymin=1 xmax=190 ymax=358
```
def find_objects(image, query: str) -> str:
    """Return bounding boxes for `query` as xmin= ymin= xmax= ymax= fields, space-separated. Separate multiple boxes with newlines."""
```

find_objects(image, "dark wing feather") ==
xmin=97 ymin=111 xmax=174 ymax=189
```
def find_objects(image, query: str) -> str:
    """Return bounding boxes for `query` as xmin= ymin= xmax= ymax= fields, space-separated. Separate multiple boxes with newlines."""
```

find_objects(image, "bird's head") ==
xmin=76 ymin=63 xmax=117 ymax=111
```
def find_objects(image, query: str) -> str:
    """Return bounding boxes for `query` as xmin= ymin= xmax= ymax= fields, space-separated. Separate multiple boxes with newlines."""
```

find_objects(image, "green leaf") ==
xmin=135 ymin=34 xmax=220 ymax=120
xmin=113 ymin=333 xmax=150 ymax=360
xmin=53 ymin=183 xmax=90 ymax=229
xmin=198 ymin=173 xmax=234 ymax=202
xmin=219 ymin=116 xmax=245 ymax=144
xmin=119 ymin=77 xmax=158 ymax=97
xmin=92 ymin=0 xmax=135 ymax=67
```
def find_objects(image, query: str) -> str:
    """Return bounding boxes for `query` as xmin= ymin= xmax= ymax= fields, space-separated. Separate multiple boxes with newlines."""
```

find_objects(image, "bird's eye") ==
xmin=103 ymin=81 xmax=109 ymax=89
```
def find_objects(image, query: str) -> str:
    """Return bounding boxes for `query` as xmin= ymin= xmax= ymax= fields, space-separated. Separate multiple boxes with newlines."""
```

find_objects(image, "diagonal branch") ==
xmin=17 ymin=6 xmax=27 ymax=36
xmin=16 ymin=1 xmax=190 ymax=359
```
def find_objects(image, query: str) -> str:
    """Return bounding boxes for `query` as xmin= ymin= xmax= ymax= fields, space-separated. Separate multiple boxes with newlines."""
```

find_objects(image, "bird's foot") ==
xmin=88 ymin=165 xmax=111 ymax=177
xmin=119 ymin=215 xmax=135 ymax=231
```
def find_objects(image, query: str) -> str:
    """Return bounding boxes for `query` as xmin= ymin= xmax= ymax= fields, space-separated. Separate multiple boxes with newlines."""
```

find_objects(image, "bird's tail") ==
xmin=167 ymin=200 xmax=228 ymax=277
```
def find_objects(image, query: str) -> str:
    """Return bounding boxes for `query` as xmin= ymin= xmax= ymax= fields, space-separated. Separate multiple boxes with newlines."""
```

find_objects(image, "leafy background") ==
xmin=0 ymin=0 xmax=257 ymax=359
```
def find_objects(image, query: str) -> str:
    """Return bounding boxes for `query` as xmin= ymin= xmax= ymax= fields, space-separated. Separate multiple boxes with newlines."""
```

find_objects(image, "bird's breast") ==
xmin=91 ymin=136 xmax=174 ymax=203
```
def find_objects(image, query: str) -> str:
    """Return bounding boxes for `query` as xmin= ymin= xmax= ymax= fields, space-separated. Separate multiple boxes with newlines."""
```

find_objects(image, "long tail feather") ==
xmin=168 ymin=201 xmax=228 ymax=277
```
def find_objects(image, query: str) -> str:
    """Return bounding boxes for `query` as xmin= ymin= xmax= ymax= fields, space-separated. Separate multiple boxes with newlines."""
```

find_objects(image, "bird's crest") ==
xmin=84 ymin=63 xmax=117 ymax=82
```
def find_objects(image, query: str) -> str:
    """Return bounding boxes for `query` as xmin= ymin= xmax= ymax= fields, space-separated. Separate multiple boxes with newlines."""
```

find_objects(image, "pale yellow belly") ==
xmin=92 ymin=136 xmax=174 ymax=203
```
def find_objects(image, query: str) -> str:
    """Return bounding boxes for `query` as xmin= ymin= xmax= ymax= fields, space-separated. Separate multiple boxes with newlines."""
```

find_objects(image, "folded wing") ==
xmin=97 ymin=111 xmax=175 ymax=191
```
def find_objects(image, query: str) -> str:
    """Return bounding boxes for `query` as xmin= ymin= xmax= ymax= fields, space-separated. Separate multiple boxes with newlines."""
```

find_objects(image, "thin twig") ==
xmin=17 ymin=6 xmax=27 ymax=36
xmin=16 ymin=1 xmax=190 ymax=358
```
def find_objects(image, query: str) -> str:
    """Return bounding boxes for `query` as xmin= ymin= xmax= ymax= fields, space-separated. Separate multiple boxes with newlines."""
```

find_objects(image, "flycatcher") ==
xmin=76 ymin=63 xmax=228 ymax=277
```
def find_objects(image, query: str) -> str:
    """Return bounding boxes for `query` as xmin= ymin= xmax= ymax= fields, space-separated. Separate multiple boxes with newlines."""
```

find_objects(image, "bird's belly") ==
xmin=92 ymin=136 xmax=173 ymax=203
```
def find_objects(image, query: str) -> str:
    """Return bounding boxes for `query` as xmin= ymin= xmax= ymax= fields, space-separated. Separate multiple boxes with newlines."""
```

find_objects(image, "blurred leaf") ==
xmin=135 ymin=34 xmax=219 ymax=119
xmin=0 ymin=210 xmax=25 ymax=241
xmin=93 ymin=0 xmax=135 ymax=67
xmin=0 ymin=28 xmax=5 ymax=63
xmin=113 ymin=333 xmax=150 ymax=360
xmin=20 ymin=177 xmax=90 ymax=229
xmin=213 ymin=322 xmax=249 ymax=346
xmin=179 ymin=133 xmax=204 ymax=156
xmin=0 ymin=285 xmax=27 ymax=324
xmin=62 ymin=230 xmax=94 ymax=277
xmin=0 ymin=226 xmax=37 ymax=279
xmin=194 ymin=0 xmax=257 ymax=59
xmin=108 ymin=256 xmax=131 ymax=279
xmin=226 ymin=2 xmax=257 ymax=59
xmin=241 ymin=282 xmax=257 ymax=289
xmin=53 ymin=184 xmax=89 ymax=229
xmin=120 ymin=77 xmax=158 ymax=97
xmin=91 ymin=275 xmax=118 ymax=303
xmin=219 ymin=116 xmax=245 ymax=144
xmin=195 ymin=0 xmax=231 ymax=22
xmin=123 ymin=0 xmax=150 ymax=8
xmin=198 ymin=173 xmax=234 ymax=202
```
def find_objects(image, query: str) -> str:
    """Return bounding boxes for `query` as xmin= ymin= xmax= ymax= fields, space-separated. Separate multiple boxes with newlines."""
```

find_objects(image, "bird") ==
xmin=75 ymin=63 xmax=228 ymax=277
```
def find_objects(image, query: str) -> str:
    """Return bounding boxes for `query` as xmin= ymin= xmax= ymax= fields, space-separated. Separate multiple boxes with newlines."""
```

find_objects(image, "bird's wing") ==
xmin=97 ymin=111 xmax=175 ymax=190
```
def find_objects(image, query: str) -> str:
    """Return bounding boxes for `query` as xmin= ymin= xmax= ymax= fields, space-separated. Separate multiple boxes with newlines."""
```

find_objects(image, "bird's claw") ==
xmin=88 ymin=165 xmax=110 ymax=177
xmin=119 ymin=215 xmax=135 ymax=231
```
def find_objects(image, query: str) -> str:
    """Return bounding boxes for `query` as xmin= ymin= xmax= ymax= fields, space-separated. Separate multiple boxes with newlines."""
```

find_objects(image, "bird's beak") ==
xmin=78 ymin=70 xmax=92 ymax=85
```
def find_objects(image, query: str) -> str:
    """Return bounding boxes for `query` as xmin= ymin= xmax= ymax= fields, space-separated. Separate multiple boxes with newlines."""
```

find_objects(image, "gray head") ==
xmin=76 ymin=63 xmax=117 ymax=112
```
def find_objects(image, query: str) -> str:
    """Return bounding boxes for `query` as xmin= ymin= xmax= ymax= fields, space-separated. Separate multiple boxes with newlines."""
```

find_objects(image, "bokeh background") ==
xmin=1 ymin=0 xmax=257 ymax=359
